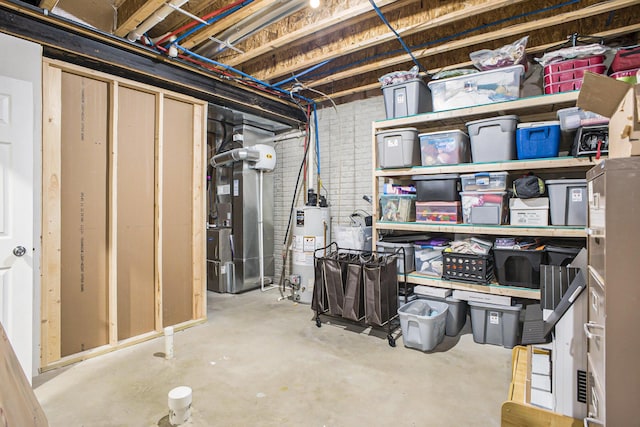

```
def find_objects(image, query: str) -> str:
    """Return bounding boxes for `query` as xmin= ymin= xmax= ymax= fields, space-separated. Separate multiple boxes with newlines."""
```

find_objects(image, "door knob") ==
xmin=13 ymin=246 xmax=26 ymax=257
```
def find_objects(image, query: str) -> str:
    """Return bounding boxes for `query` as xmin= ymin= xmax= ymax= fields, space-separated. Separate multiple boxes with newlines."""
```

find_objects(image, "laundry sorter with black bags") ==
xmin=312 ymin=243 xmax=407 ymax=347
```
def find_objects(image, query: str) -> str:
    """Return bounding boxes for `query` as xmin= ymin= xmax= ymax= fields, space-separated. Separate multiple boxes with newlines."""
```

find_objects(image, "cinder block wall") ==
xmin=272 ymin=96 xmax=386 ymax=285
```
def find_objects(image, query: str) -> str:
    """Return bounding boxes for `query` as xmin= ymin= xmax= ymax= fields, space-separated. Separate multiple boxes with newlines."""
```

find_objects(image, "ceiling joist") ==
xmin=225 ymin=0 xmax=417 ymax=68
xmin=250 ymin=0 xmax=530 ymax=82
xmin=115 ymin=0 xmax=165 ymax=37
xmin=181 ymin=0 xmax=279 ymax=50
xmin=304 ymin=0 xmax=639 ymax=90
xmin=38 ymin=0 xmax=58 ymax=11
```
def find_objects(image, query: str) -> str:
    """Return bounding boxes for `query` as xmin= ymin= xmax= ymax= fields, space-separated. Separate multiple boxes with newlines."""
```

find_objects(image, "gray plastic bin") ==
xmin=376 ymin=127 xmax=420 ymax=168
xmin=469 ymin=301 xmax=522 ymax=348
xmin=376 ymin=241 xmax=415 ymax=273
xmin=399 ymin=299 xmax=448 ymax=351
xmin=416 ymin=295 xmax=468 ymax=336
xmin=545 ymin=179 xmax=587 ymax=226
xmin=466 ymin=115 xmax=519 ymax=162
xmin=382 ymin=78 xmax=432 ymax=119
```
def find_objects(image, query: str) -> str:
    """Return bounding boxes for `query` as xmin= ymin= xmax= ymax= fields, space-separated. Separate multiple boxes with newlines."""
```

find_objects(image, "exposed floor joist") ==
xmin=303 ymin=0 xmax=639 ymax=90
xmin=225 ymin=0 xmax=416 ymax=68
xmin=115 ymin=0 xmax=165 ymax=37
xmin=181 ymin=0 xmax=279 ymax=50
xmin=38 ymin=0 xmax=58 ymax=10
xmin=249 ymin=0 xmax=529 ymax=82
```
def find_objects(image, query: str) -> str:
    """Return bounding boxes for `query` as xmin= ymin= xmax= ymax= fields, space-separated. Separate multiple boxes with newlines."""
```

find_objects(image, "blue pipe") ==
xmin=272 ymin=60 xmax=332 ymax=88
xmin=368 ymin=0 xmax=425 ymax=73
xmin=172 ymin=0 xmax=254 ymax=45
xmin=306 ymin=0 xmax=581 ymax=80
xmin=313 ymin=103 xmax=321 ymax=176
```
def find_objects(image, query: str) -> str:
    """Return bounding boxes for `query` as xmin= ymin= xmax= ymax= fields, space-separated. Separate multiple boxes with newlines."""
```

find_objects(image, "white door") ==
xmin=0 ymin=75 xmax=34 ymax=382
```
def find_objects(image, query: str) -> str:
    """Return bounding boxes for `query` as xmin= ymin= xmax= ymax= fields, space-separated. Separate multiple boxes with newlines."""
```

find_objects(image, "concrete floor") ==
xmin=34 ymin=290 xmax=512 ymax=427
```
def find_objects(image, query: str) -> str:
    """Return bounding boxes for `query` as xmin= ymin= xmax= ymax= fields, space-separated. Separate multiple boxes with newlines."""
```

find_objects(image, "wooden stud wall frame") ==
xmin=40 ymin=59 xmax=207 ymax=370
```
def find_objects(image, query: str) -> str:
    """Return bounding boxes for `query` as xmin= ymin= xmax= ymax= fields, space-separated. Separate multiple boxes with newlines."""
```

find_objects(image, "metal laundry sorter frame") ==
xmin=312 ymin=243 xmax=407 ymax=347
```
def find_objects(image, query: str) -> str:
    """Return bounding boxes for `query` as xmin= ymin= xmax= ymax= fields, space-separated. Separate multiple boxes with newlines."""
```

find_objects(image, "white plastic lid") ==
xmin=517 ymin=120 xmax=561 ymax=128
xmin=418 ymin=129 xmax=468 ymax=138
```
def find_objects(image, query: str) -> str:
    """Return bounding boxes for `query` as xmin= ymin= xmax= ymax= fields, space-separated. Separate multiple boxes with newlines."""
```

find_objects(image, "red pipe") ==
xmin=155 ymin=0 xmax=247 ymax=46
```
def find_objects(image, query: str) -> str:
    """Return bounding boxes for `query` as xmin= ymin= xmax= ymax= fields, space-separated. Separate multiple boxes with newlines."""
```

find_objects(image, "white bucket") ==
xmin=168 ymin=386 xmax=192 ymax=426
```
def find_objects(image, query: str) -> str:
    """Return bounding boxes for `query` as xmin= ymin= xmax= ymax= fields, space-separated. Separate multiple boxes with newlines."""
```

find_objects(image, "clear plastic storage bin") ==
xmin=379 ymin=194 xmax=416 ymax=222
xmin=460 ymin=171 xmax=508 ymax=192
xmin=415 ymin=201 xmax=461 ymax=223
xmin=419 ymin=130 xmax=470 ymax=166
xmin=413 ymin=240 xmax=449 ymax=277
xmin=428 ymin=65 xmax=524 ymax=111
xmin=460 ymin=191 xmax=509 ymax=224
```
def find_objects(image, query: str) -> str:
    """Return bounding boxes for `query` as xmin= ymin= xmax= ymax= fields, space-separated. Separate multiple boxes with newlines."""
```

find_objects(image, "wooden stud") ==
xmin=154 ymin=92 xmax=164 ymax=332
xmin=38 ymin=0 xmax=59 ymax=10
xmin=114 ymin=0 xmax=166 ymax=38
xmin=108 ymin=81 xmax=119 ymax=346
xmin=305 ymin=0 xmax=639 ymax=89
xmin=181 ymin=0 xmax=280 ymax=50
xmin=40 ymin=60 xmax=62 ymax=367
xmin=191 ymin=102 xmax=207 ymax=320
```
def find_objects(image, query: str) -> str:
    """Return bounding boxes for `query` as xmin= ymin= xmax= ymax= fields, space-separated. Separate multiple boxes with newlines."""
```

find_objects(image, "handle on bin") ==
xmin=583 ymin=321 xmax=604 ymax=339
xmin=525 ymin=127 xmax=550 ymax=139
xmin=584 ymin=417 xmax=604 ymax=426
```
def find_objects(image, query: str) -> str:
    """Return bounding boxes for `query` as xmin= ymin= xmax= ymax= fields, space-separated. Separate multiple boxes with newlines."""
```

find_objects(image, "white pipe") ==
xmin=258 ymin=129 xmax=306 ymax=144
xmin=127 ymin=0 xmax=189 ymax=42
xmin=259 ymin=169 xmax=265 ymax=291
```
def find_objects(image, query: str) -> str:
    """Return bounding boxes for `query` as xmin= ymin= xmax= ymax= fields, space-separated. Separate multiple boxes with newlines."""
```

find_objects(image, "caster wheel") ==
xmin=388 ymin=336 xmax=396 ymax=347
xmin=315 ymin=318 xmax=321 ymax=328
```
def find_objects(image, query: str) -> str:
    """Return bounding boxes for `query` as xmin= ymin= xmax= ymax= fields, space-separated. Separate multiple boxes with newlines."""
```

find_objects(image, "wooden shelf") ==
xmin=401 ymin=272 xmax=540 ymax=299
xmin=373 ymin=92 xmax=579 ymax=131
xmin=378 ymin=221 xmax=586 ymax=237
xmin=375 ymin=157 xmax=598 ymax=177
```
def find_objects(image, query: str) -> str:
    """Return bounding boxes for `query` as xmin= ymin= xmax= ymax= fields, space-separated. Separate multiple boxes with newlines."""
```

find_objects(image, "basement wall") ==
xmin=273 ymin=96 xmax=386 ymax=284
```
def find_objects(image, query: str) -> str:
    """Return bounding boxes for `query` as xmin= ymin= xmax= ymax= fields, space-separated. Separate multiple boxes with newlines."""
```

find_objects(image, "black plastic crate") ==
xmin=493 ymin=248 xmax=547 ymax=289
xmin=545 ymin=244 xmax=582 ymax=266
xmin=413 ymin=174 xmax=461 ymax=202
xmin=442 ymin=252 xmax=494 ymax=284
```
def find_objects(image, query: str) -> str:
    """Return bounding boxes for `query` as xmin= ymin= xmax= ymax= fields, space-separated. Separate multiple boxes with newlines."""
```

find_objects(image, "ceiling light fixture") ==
xmin=310 ymin=0 xmax=320 ymax=9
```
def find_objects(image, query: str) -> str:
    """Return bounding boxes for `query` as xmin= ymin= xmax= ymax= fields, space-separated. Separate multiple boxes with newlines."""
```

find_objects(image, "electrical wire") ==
xmin=368 ymin=0 xmax=426 ymax=73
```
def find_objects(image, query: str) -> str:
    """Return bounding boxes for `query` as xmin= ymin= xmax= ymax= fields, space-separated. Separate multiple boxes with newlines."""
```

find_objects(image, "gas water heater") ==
xmin=291 ymin=206 xmax=330 ymax=303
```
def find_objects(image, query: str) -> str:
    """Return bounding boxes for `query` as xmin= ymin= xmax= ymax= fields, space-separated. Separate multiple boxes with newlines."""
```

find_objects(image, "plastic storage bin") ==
xmin=611 ymin=68 xmax=640 ymax=84
xmin=419 ymin=130 xmax=470 ymax=166
xmin=428 ymin=65 xmax=524 ymax=111
xmin=413 ymin=239 xmax=449 ymax=277
xmin=379 ymin=194 xmax=415 ymax=222
xmin=460 ymin=191 xmax=509 ymax=224
xmin=469 ymin=301 xmax=522 ymax=348
xmin=416 ymin=293 xmax=468 ymax=337
xmin=493 ymin=247 xmax=547 ymax=288
xmin=545 ymin=244 xmax=582 ymax=266
xmin=415 ymin=201 xmax=461 ymax=223
xmin=442 ymin=252 xmax=494 ymax=284
xmin=413 ymin=174 xmax=460 ymax=201
xmin=510 ymin=197 xmax=549 ymax=226
xmin=398 ymin=299 xmax=449 ymax=351
xmin=376 ymin=241 xmax=415 ymax=273
xmin=382 ymin=78 xmax=432 ymax=119
xmin=543 ymin=55 xmax=606 ymax=94
xmin=545 ymin=179 xmax=587 ymax=226
xmin=466 ymin=115 xmax=518 ymax=162
xmin=516 ymin=121 xmax=561 ymax=159
xmin=376 ymin=127 xmax=420 ymax=168
xmin=460 ymin=171 xmax=508 ymax=192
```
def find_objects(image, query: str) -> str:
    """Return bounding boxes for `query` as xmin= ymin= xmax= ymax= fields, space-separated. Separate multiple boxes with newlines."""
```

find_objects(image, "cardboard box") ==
xmin=576 ymin=72 xmax=640 ymax=158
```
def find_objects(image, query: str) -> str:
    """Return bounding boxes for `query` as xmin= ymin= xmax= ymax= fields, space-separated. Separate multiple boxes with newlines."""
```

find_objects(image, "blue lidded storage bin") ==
xmin=516 ymin=121 xmax=561 ymax=159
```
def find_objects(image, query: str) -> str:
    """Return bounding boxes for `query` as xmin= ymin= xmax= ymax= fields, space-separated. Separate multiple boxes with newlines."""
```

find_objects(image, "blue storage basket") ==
xmin=516 ymin=121 xmax=561 ymax=159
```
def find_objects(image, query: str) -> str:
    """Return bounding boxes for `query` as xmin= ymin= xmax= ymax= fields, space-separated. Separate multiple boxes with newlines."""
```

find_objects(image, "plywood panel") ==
xmin=116 ymin=86 xmax=156 ymax=340
xmin=60 ymin=72 xmax=109 ymax=356
xmin=162 ymin=97 xmax=194 ymax=326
